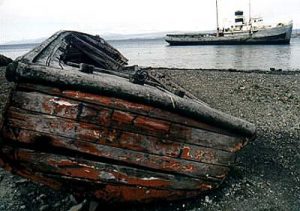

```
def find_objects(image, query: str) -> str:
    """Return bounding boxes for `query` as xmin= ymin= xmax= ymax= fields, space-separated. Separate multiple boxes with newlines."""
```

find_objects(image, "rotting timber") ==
xmin=0 ymin=31 xmax=256 ymax=203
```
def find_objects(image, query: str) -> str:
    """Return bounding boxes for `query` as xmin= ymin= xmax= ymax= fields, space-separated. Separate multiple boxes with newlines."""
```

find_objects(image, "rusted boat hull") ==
xmin=0 ymin=82 xmax=252 ymax=202
xmin=0 ymin=31 xmax=256 ymax=203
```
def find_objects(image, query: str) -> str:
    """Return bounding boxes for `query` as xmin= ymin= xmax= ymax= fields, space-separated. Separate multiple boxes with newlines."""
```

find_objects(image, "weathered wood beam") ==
xmin=48 ymin=174 xmax=202 ymax=202
xmin=148 ymin=71 xmax=203 ymax=103
xmin=79 ymin=34 xmax=128 ymax=65
xmin=4 ymin=111 xmax=230 ymax=180
xmin=18 ymin=83 xmax=238 ymax=137
xmin=10 ymin=91 xmax=244 ymax=153
xmin=4 ymin=122 xmax=235 ymax=167
xmin=0 ymin=146 xmax=208 ymax=202
xmin=20 ymin=31 xmax=68 ymax=63
xmin=71 ymin=34 xmax=126 ymax=65
xmin=4 ymin=146 xmax=218 ymax=191
xmin=17 ymin=31 xmax=128 ymax=69
xmin=0 ymin=146 xmax=63 ymax=189
xmin=70 ymin=35 xmax=124 ymax=70
xmin=6 ymin=62 xmax=256 ymax=138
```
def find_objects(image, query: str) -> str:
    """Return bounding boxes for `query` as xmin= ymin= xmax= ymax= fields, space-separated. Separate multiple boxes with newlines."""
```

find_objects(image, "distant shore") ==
xmin=145 ymin=66 xmax=300 ymax=74
xmin=1 ymin=28 xmax=300 ymax=46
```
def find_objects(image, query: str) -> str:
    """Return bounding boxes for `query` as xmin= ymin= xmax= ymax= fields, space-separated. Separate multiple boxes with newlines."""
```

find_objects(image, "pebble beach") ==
xmin=0 ymin=66 xmax=299 ymax=211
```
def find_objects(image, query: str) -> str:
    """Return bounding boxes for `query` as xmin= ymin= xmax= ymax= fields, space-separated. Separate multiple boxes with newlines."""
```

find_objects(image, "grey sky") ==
xmin=0 ymin=0 xmax=299 ymax=44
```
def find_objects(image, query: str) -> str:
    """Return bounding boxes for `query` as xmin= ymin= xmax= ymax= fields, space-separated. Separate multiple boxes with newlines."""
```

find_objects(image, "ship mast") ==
xmin=248 ymin=0 xmax=253 ymax=34
xmin=216 ymin=0 xmax=220 ymax=37
xmin=249 ymin=0 xmax=252 ymax=24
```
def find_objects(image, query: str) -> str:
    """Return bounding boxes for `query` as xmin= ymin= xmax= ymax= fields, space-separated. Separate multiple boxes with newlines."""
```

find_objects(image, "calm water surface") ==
xmin=1 ymin=38 xmax=300 ymax=70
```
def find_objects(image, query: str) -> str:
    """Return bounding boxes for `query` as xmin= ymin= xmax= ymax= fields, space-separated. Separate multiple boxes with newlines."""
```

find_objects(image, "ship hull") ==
xmin=0 ymin=82 xmax=251 ymax=203
xmin=165 ymin=23 xmax=293 ymax=45
xmin=0 ymin=31 xmax=256 ymax=203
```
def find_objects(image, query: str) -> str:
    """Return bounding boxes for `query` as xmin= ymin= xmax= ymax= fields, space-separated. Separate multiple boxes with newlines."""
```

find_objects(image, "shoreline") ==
xmin=144 ymin=66 xmax=300 ymax=75
xmin=0 ymin=66 xmax=299 ymax=210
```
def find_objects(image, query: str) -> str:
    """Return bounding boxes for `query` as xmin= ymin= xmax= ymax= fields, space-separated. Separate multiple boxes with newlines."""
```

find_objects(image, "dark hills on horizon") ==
xmin=1 ymin=29 xmax=300 ymax=46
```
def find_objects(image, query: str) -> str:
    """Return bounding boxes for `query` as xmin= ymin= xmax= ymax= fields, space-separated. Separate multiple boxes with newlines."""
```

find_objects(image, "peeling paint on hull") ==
xmin=0 ymin=85 xmax=252 ymax=203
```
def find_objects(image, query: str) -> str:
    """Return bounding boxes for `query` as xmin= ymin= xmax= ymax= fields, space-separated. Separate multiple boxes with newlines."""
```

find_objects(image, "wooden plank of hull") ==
xmin=69 ymin=34 xmax=124 ymax=70
xmin=51 ymin=176 xmax=204 ymax=203
xmin=6 ymin=63 xmax=255 ymax=137
xmin=91 ymin=184 xmax=201 ymax=203
xmin=5 ymin=104 xmax=236 ymax=166
xmin=77 ymin=33 xmax=128 ymax=64
xmin=53 ymin=174 xmax=205 ymax=203
xmin=4 ymin=115 xmax=229 ymax=179
xmin=3 ymin=115 xmax=229 ymax=180
xmin=4 ymin=120 xmax=235 ymax=167
xmin=17 ymin=83 xmax=238 ymax=137
xmin=0 ymin=146 xmax=217 ymax=191
xmin=0 ymin=148 xmax=203 ymax=203
xmin=0 ymin=147 xmax=63 ymax=189
xmin=0 ymin=147 xmax=204 ymax=203
xmin=11 ymin=90 xmax=246 ymax=153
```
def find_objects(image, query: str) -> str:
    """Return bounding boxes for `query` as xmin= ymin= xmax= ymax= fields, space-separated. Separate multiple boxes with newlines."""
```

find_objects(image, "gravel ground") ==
xmin=0 ymin=66 xmax=299 ymax=211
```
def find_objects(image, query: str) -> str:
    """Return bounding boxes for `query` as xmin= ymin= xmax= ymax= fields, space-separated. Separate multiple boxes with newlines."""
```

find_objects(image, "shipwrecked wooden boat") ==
xmin=0 ymin=31 xmax=256 ymax=203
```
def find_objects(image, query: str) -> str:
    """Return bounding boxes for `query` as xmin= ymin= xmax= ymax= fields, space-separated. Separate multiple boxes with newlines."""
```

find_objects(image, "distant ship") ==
xmin=165 ymin=0 xmax=293 ymax=45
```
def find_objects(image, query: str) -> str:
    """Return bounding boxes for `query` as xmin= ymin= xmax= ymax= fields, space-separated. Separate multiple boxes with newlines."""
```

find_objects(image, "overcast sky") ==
xmin=0 ymin=0 xmax=299 ymax=43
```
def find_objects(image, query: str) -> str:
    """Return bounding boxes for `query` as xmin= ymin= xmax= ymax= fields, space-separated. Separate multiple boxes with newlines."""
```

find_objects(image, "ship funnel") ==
xmin=235 ymin=10 xmax=244 ymax=26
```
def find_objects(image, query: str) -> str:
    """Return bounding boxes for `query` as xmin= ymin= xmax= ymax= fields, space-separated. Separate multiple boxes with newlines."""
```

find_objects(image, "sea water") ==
xmin=1 ymin=37 xmax=300 ymax=70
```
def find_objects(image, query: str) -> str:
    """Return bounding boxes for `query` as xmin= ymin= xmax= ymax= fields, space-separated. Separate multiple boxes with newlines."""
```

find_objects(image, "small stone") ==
xmin=0 ymin=54 xmax=12 ymax=66
xmin=68 ymin=200 xmax=87 ymax=211
xmin=53 ymin=202 xmax=61 ymax=208
xmin=205 ymin=196 xmax=212 ymax=204
xmin=16 ymin=178 xmax=28 ymax=185
xmin=20 ymin=205 xmax=26 ymax=209
xmin=88 ymin=201 xmax=99 ymax=211
xmin=39 ymin=205 xmax=49 ymax=211
xmin=69 ymin=195 xmax=77 ymax=204
xmin=37 ymin=194 xmax=47 ymax=201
